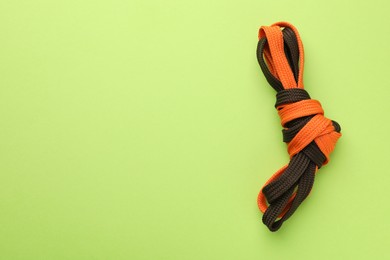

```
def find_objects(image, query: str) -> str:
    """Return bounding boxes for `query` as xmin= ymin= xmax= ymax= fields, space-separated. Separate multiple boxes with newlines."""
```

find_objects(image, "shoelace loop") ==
xmin=256 ymin=22 xmax=342 ymax=232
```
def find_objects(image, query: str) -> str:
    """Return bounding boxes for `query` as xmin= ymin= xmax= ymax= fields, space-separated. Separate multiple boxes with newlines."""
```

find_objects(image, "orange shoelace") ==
xmin=256 ymin=22 xmax=342 ymax=231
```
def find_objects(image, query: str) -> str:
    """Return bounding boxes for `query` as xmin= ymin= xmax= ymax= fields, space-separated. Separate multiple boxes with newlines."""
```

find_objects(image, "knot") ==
xmin=256 ymin=22 xmax=342 ymax=232
xmin=276 ymin=88 xmax=341 ymax=166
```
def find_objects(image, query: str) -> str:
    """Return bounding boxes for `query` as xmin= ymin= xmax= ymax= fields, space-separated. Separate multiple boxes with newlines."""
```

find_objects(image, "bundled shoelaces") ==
xmin=256 ymin=22 xmax=342 ymax=232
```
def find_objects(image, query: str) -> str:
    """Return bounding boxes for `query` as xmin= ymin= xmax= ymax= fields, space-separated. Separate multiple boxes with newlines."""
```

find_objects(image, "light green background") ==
xmin=1 ymin=0 xmax=389 ymax=259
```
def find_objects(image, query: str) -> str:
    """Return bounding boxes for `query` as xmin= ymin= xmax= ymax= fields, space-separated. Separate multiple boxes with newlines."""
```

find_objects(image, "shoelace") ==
xmin=256 ymin=22 xmax=342 ymax=232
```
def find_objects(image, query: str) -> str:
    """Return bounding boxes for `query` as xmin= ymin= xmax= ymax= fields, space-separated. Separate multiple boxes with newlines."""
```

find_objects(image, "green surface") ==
xmin=0 ymin=0 xmax=389 ymax=259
